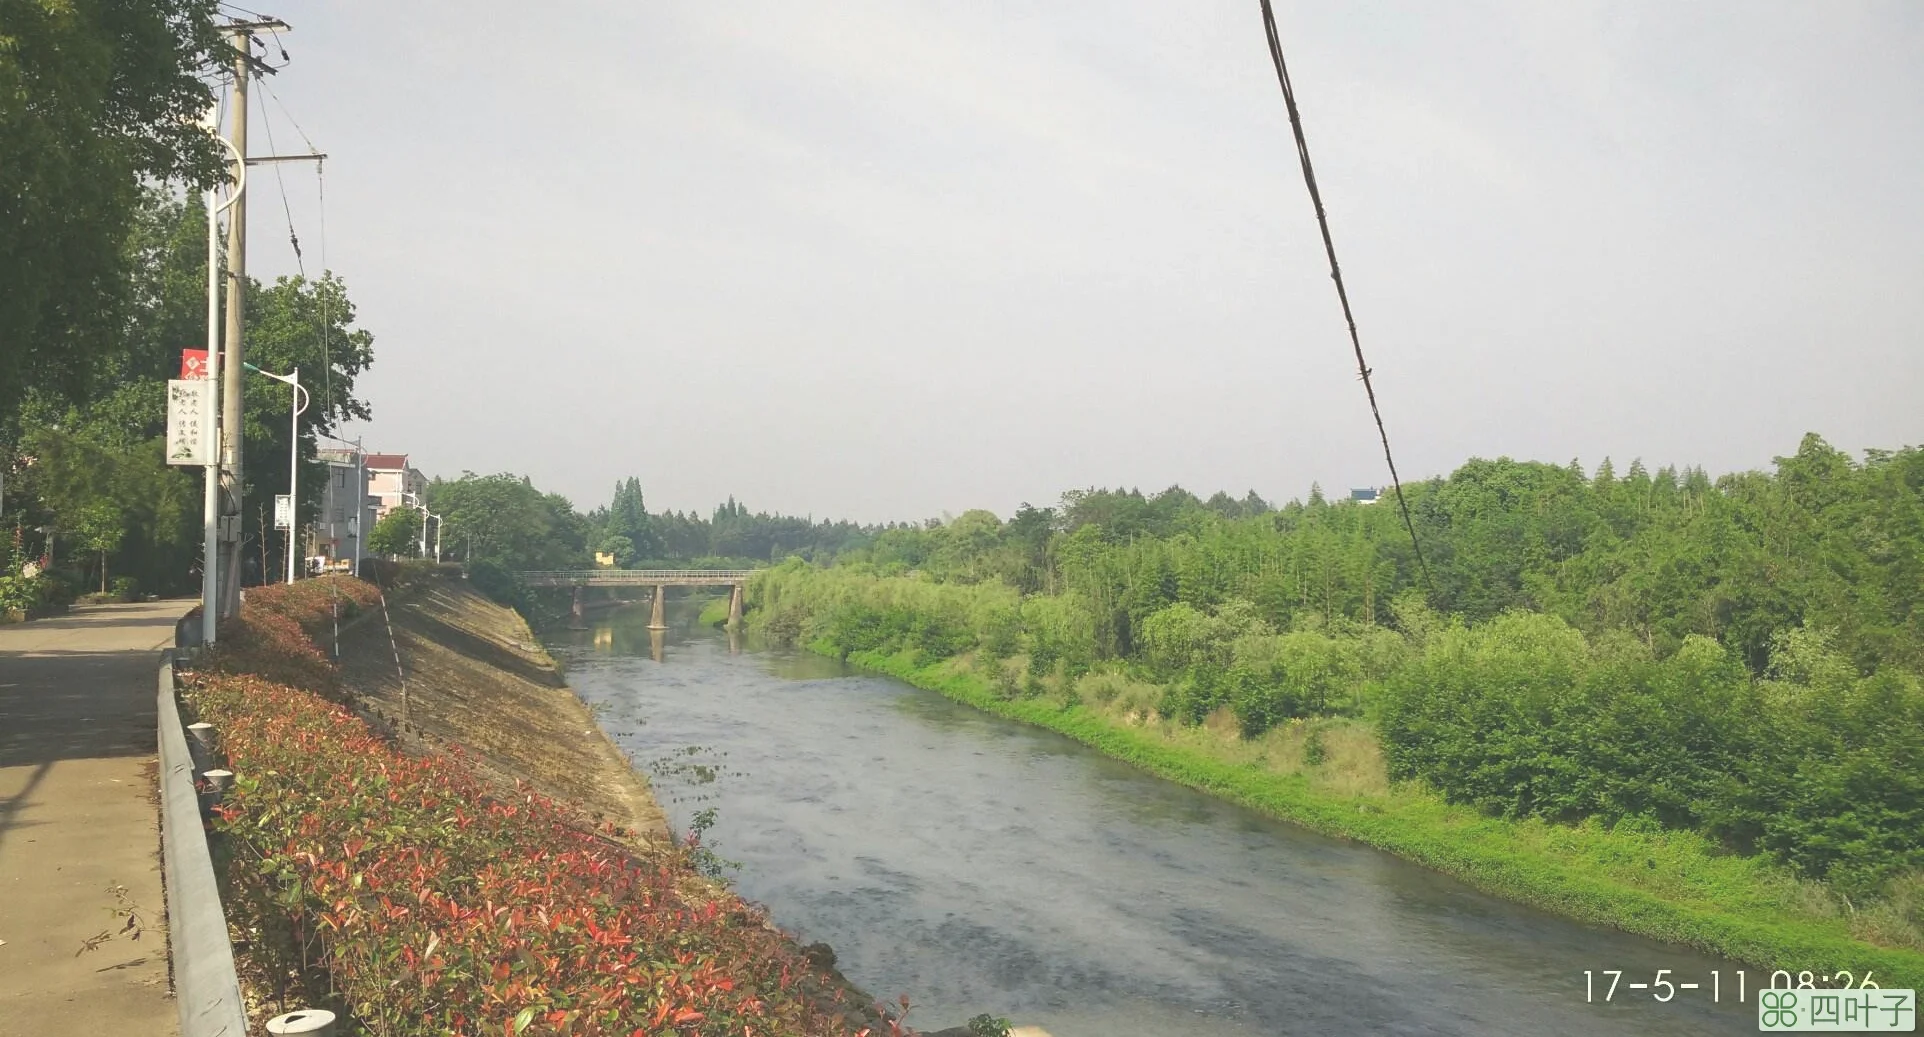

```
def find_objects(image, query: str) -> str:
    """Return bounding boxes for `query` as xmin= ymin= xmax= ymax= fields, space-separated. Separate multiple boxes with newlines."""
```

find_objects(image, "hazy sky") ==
xmin=242 ymin=1 xmax=1923 ymax=523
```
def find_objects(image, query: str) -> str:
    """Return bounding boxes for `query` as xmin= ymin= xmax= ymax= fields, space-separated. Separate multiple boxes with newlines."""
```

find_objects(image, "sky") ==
xmin=238 ymin=1 xmax=1924 ymax=524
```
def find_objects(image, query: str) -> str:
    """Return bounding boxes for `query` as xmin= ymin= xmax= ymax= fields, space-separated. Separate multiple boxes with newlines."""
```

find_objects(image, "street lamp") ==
xmin=401 ymin=491 xmax=438 ymax=560
xmin=244 ymin=362 xmax=309 ymax=583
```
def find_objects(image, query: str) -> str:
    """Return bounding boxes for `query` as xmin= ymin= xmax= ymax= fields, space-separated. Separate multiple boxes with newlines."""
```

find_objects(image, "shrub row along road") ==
xmin=0 ymin=601 xmax=185 ymax=1036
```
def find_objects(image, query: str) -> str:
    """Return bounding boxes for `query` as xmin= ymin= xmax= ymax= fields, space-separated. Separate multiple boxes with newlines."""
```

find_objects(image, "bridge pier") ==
xmin=518 ymin=571 xmax=755 ymax=633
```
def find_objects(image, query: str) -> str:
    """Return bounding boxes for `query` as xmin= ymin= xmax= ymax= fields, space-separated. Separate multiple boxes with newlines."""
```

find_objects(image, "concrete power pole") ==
xmin=217 ymin=28 xmax=252 ymax=618
xmin=212 ymin=18 xmax=302 ymax=616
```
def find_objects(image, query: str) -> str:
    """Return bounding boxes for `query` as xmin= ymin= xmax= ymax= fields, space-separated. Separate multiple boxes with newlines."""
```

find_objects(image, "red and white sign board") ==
xmin=181 ymin=349 xmax=210 ymax=380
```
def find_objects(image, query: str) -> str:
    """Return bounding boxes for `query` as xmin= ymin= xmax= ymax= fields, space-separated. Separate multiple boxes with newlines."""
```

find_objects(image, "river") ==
xmin=553 ymin=603 xmax=1759 ymax=1036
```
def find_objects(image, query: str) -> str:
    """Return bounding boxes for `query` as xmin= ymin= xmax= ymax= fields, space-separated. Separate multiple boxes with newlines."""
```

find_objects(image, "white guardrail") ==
xmin=157 ymin=653 xmax=249 ymax=1037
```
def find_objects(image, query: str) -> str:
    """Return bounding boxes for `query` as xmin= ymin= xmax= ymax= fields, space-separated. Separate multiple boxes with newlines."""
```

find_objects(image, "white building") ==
xmin=313 ymin=448 xmax=379 ymax=568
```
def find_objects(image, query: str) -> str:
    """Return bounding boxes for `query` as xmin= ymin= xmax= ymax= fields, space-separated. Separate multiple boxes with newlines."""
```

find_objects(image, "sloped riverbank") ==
xmin=338 ymin=573 xmax=668 ymax=845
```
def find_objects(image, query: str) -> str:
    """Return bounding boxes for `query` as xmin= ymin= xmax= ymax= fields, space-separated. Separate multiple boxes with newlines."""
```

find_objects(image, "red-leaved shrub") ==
xmin=206 ymin=576 xmax=382 ymax=691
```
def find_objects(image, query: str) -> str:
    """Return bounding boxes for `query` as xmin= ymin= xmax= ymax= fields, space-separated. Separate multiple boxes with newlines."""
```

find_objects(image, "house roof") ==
xmin=364 ymin=453 xmax=408 ymax=471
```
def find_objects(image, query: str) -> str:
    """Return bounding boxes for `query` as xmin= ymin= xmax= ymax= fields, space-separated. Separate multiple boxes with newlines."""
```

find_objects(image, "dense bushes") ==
xmin=1378 ymin=614 xmax=1745 ymax=824
xmin=1134 ymin=600 xmax=1398 ymax=733
xmin=0 ymin=568 xmax=79 ymax=616
xmin=1722 ymin=653 xmax=1924 ymax=895
xmin=192 ymin=576 xmax=872 ymax=1036
xmin=0 ymin=574 xmax=38 ymax=614
xmin=1378 ymin=613 xmax=1924 ymax=896
xmin=750 ymin=560 xmax=1022 ymax=655
xmin=1223 ymin=631 xmax=1368 ymax=735
xmin=822 ymin=604 xmax=973 ymax=662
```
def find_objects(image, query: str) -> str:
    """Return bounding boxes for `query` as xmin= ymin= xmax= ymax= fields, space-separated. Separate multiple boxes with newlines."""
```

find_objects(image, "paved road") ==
xmin=0 ymin=601 xmax=187 ymax=1037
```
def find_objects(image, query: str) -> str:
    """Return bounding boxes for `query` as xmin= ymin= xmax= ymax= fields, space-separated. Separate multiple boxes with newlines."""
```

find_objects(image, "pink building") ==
xmin=364 ymin=453 xmax=428 ymax=521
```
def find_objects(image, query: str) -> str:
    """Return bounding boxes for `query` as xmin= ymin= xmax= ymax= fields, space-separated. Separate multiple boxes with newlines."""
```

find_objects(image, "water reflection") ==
xmin=573 ymin=595 xmax=727 ymax=660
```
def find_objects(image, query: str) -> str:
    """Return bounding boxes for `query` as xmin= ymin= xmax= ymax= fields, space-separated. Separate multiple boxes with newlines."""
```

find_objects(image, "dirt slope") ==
xmin=337 ymin=573 xmax=668 ymax=846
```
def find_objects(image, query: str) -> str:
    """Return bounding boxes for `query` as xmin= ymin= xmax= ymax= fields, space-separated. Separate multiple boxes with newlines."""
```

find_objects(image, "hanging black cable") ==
xmin=1256 ymin=0 xmax=1432 ymax=594
xmin=257 ymin=77 xmax=332 ymax=402
xmin=257 ymin=91 xmax=302 ymax=268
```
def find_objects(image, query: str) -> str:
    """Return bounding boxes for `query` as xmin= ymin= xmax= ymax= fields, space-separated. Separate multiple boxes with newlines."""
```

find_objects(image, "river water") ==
xmin=554 ymin=605 xmax=1759 ymax=1036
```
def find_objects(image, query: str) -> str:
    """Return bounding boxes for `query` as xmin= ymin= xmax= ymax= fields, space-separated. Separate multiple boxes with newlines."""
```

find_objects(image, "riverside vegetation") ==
xmin=740 ymin=435 xmax=1924 ymax=984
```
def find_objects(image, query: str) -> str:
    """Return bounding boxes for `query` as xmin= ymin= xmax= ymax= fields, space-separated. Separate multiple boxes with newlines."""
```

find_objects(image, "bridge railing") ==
xmin=519 ymin=569 xmax=759 ymax=586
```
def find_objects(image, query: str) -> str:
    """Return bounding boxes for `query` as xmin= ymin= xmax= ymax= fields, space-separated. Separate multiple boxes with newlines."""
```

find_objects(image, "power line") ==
xmin=257 ymin=87 xmax=302 ymax=272
xmin=317 ymin=156 xmax=331 ymax=404
xmin=1255 ymin=0 xmax=1432 ymax=594
xmin=263 ymin=24 xmax=291 ymax=69
xmin=253 ymin=74 xmax=332 ymax=403
xmin=258 ymin=77 xmax=319 ymax=153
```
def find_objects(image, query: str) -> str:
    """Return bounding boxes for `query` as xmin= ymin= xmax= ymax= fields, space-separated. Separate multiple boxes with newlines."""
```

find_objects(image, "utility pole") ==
xmin=216 ymin=26 xmax=251 ymax=617
xmin=214 ymin=16 xmax=290 ymax=617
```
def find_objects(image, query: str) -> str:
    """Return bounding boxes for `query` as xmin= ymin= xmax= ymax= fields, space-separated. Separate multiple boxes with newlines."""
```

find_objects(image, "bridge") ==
xmin=519 ymin=570 xmax=757 ymax=629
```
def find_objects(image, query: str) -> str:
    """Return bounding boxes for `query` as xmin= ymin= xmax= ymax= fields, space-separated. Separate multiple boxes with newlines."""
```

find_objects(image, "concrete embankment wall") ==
xmin=336 ymin=574 xmax=668 ymax=845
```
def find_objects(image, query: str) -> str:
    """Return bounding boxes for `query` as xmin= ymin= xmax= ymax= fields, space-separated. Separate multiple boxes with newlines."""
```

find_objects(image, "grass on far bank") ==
xmin=819 ymin=642 xmax=1924 ymax=988
xmin=696 ymin=596 xmax=731 ymax=627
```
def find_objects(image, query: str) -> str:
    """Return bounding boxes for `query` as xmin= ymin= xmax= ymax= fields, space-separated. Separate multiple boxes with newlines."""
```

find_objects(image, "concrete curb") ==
xmin=158 ymin=653 xmax=249 ymax=1037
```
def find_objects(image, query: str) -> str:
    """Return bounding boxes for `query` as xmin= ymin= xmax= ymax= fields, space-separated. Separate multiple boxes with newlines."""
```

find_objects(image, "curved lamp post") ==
xmin=244 ymin=363 xmax=309 ymax=583
xmin=400 ymin=491 xmax=439 ymax=560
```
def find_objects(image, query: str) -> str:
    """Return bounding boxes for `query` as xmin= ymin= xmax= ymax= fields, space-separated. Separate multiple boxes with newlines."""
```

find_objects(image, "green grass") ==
xmin=695 ymin=596 xmax=731 ymax=627
xmin=822 ymin=643 xmax=1924 ymax=987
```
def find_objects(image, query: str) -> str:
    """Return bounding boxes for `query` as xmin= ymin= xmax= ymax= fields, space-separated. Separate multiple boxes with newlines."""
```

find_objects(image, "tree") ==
xmin=9 ymin=418 xmax=196 ymax=595
xmin=603 ymin=477 xmax=660 ymax=560
xmin=0 ymin=0 xmax=225 ymax=422
xmin=429 ymin=473 xmax=590 ymax=571
xmin=366 ymin=508 xmax=422 ymax=558
xmin=3 ymin=191 xmax=380 ymax=595
xmin=936 ymin=509 xmax=1002 ymax=580
xmin=601 ymin=534 xmax=636 ymax=568
xmin=71 ymin=500 xmax=126 ymax=593
xmin=234 ymin=272 xmax=378 ymax=567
